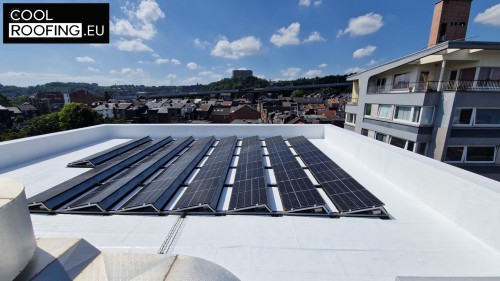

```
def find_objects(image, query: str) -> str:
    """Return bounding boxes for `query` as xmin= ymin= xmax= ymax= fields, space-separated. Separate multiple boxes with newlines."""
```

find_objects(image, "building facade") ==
xmin=345 ymin=41 xmax=500 ymax=180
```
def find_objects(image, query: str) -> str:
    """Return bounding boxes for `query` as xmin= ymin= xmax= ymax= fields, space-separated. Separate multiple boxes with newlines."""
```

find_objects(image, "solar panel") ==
xmin=228 ymin=136 xmax=270 ymax=212
xmin=64 ymin=137 xmax=193 ymax=212
xmin=287 ymin=136 xmax=384 ymax=213
xmin=27 ymin=137 xmax=172 ymax=211
xmin=174 ymin=136 xmax=237 ymax=212
xmin=119 ymin=136 xmax=215 ymax=212
xmin=265 ymin=136 xmax=327 ymax=213
xmin=67 ymin=136 xmax=152 ymax=167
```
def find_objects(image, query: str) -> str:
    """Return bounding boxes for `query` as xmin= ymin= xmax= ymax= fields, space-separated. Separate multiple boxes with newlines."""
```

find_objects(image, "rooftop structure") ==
xmin=1 ymin=124 xmax=500 ymax=280
xmin=345 ymin=41 xmax=500 ymax=181
xmin=428 ymin=0 xmax=472 ymax=48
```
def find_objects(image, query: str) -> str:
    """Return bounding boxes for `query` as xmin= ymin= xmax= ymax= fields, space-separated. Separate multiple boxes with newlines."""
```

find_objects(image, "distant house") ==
xmin=66 ymin=90 xmax=94 ymax=105
xmin=113 ymin=103 xmax=133 ymax=120
xmin=157 ymin=103 xmax=185 ymax=123
xmin=17 ymin=103 xmax=40 ymax=119
xmin=29 ymin=92 xmax=65 ymax=113
xmin=0 ymin=105 xmax=13 ymax=133
xmin=211 ymin=107 xmax=231 ymax=123
xmin=94 ymin=103 xmax=115 ymax=119
xmin=229 ymin=105 xmax=260 ymax=121
xmin=195 ymin=104 xmax=213 ymax=120
xmin=221 ymin=101 xmax=233 ymax=107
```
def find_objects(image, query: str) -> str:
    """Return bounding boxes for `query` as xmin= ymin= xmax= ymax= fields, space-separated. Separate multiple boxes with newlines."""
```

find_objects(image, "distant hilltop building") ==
xmin=428 ymin=0 xmax=472 ymax=48
xmin=232 ymin=69 xmax=253 ymax=79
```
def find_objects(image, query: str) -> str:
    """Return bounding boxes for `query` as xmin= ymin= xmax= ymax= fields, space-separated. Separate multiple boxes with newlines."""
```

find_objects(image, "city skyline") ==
xmin=0 ymin=0 xmax=499 ymax=87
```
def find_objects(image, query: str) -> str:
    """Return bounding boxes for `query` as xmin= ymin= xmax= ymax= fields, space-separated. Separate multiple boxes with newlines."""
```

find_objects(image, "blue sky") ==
xmin=1 ymin=0 xmax=499 ymax=87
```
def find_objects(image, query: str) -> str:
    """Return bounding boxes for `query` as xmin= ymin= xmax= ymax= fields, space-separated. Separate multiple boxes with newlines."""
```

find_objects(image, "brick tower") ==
xmin=428 ymin=0 xmax=472 ymax=48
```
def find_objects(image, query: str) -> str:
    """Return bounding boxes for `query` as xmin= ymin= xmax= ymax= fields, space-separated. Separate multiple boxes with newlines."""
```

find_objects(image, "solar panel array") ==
xmin=174 ymin=136 xmax=237 ymax=212
xmin=64 ymin=137 xmax=193 ymax=212
xmin=228 ymin=136 xmax=269 ymax=212
xmin=28 ymin=137 xmax=172 ymax=211
xmin=287 ymin=136 xmax=384 ymax=213
xmin=28 ymin=135 xmax=386 ymax=217
xmin=265 ymin=136 xmax=327 ymax=212
xmin=119 ymin=136 xmax=214 ymax=212
xmin=67 ymin=137 xmax=152 ymax=168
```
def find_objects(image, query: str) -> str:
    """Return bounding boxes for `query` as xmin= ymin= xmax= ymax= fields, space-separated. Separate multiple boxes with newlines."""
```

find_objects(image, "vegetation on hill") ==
xmin=0 ymin=103 xmax=102 ymax=142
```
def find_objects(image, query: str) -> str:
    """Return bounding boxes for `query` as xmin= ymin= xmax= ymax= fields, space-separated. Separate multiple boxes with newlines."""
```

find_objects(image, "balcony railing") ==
xmin=367 ymin=80 xmax=500 ymax=94
xmin=346 ymin=97 xmax=358 ymax=105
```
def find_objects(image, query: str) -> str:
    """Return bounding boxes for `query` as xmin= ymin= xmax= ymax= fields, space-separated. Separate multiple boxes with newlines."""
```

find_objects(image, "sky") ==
xmin=0 ymin=0 xmax=499 ymax=87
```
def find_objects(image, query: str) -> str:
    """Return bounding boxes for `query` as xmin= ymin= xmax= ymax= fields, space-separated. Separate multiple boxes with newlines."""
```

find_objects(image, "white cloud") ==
xmin=187 ymin=62 xmax=199 ymax=70
xmin=110 ymin=68 xmax=144 ymax=76
xmin=299 ymin=0 xmax=311 ymax=7
xmin=110 ymin=19 xmax=156 ymax=40
xmin=110 ymin=0 xmax=164 ymax=41
xmin=75 ymin=56 xmax=95 ymax=63
xmin=474 ymin=4 xmax=500 ymax=26
xmin=181 ymin=76 xmax=203 ymax=85
xmin=319 ymin=63 xmax=327 ymax=68
xmin=152 ymin=53 xmax=160 ymax=58
xmin=170 ymin=59 xmax=181 ymax=65
xmin=337 ymin=12 xmax=384 ymax=37
xmin=116 ymin=39 xmax=153 ymax=52
xmin=270 ymin=22 xmax=301 ymax=47
xmin=87 ymin=67 xmax=100 ymax=73
xmin=304 ymin=31 xmax=326 ymax=43
xmin=135 ymin=0 xmax=165 ymax=22
xmin=353 ymin=45 xmax=377 ymax=59
xmin=314 ymin=1 xmax=322 ymax=7
xmin=211 ymin=74 xmax=224 ymax=81
xmin=155 ymin=58 xmax=169 ymax=64
xmin=344 ymin=67 xmax=365 ymax=74
xmin=198 ymin=71 xmax=213 ymax=76
xmin=281 ymin=67 xmax=301 ymax=79
xmin=305 ymin=69 xmax=322 ymax=78
xmin=194 ymin=38 xmax=211 ymax=49
xmin=367 ymin=59 xmax=381 ymax=66
xmin=137 ymin=60 xmax=150 ymax=64
xmin=211 ymin=36 xmax=262 ymax=59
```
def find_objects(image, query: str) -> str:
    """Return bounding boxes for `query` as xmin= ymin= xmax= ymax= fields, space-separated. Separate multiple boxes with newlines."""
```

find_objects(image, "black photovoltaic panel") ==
xmin=228 ymin=136 xmax=269 ymax=212
xmin=27 ymin=137 xmax=172 ymax=211
xmin=64 ymin=137 xmax=193 ymax=212
xmin=174 ymin=136 xmax=237 ymax=212
xmin=265 ymin=136 xmax=326 ymax=212
xmin=67 ymin=136 xmax=152 ymax=167
xmin=287 ymin=136 xmax=384 ymax=213
xmin=119 ymin=136 xmax=215 ymax=212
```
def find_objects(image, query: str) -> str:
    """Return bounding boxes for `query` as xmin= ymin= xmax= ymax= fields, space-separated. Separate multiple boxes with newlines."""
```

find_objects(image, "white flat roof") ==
xmin=1 ymin=124 xmax=500 ymax=280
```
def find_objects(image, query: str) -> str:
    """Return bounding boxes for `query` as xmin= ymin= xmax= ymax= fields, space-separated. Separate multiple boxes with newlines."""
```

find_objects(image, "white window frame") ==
xmin=377 ymin=104 xmax=392 ymax=119
xmin=392 ymin=105 xmax=434 ymax=126
xmin=444 ymin=146 xmax=466 ymax=163
xmin=464 ymin=146 xmax=497 ymax=163
xmin=345 ymin=113 xmax=356 ymax=125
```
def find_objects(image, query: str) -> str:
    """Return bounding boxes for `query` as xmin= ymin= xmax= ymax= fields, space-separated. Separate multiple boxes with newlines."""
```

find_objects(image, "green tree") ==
xmin=59 ymin=103 xmax=102 ymax=130
xmin=10 ymin=95 xmax=29 ymax=105
xmin=291 ymin=89 xmax=305 ymax=97
xmin=0 ymin=93 xmax=11 ymax=106
xmin=22 ymin=112 xmax=60 ymax=137
xmin=103 ymin=91 xmax=111 ymax=101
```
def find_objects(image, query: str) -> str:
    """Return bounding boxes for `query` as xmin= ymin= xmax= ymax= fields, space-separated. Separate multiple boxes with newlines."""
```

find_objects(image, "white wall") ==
xmin=324 ymin=125 xmax=500 ymax=254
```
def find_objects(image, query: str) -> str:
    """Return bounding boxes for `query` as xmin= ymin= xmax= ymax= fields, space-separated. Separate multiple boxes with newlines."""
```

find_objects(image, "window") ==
xmin=346 ymin=113 xmax=356 ymax=124
xmin=375 ymin=133 xmax=388 ymax=142
xmin=478 ymin=67 xmax=500 ymax=87
xmin=475 ymin=109 xmax=500 ymax=125
xmin=407 ymin=141 xmax=415 ymax=152
xmin=378 ymin=104 xmax=392 ymax=119
xmin=361 ymin=128 xmax=368 ymax=136
xmin=394 ymin=106 xmax=412 ymax=121
xmin=393 ymin=73 xmax=410 ymax=90
xmin=420 ymin=107 xmax=434 ymax=124
xmin=417 ymin=143 xmax=427 ymax=155
xmin=445 ymin=146 xmax=464 ymax=162
xmin=459 ymin=67 xmax=476 ymax=81
xmin=364 ymin=104 xmax=372 ymax=116
xmin=453 ymin=108 xmax=473 ymax=125
xmin=466 ymin=147 xmax=496 ymax=162
xmin=389 ymin=136 xmax=406 ymax=149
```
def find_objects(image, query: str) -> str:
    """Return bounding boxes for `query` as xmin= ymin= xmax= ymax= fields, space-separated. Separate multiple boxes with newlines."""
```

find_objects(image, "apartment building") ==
xmin=345 ymin=41 xmax=500 ymax=179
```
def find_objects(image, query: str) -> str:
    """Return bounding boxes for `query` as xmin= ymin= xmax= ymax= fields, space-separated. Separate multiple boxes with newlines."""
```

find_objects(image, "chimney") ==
xmin=428 ymin=0 xmax=472 ymax=48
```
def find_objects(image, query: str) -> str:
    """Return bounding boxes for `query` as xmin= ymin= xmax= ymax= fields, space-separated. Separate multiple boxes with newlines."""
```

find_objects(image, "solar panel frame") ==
xmin=287 ymin=136 xmax=384 ymax=213
xmin=173 ymin=136 xmax=238 ymax=212
xmin=264 ymin=136 xmax=327 ymax=213
xmin=67 ymin=136 xmax=152 ymax=168
xmin=64 ymin=137 xmax=193 ymax=212
xmin=228 ymin=136 xmax=270 ymax=212
xmin=28 ymin=137 xmax=172 ymax=211
xmin=118 ymin=136 xmax=215 ymax=212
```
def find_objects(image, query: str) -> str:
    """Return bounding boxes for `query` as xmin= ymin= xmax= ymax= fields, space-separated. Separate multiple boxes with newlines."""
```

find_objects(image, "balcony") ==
xmin=367 ymin=80 xmax=500 ymax=94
